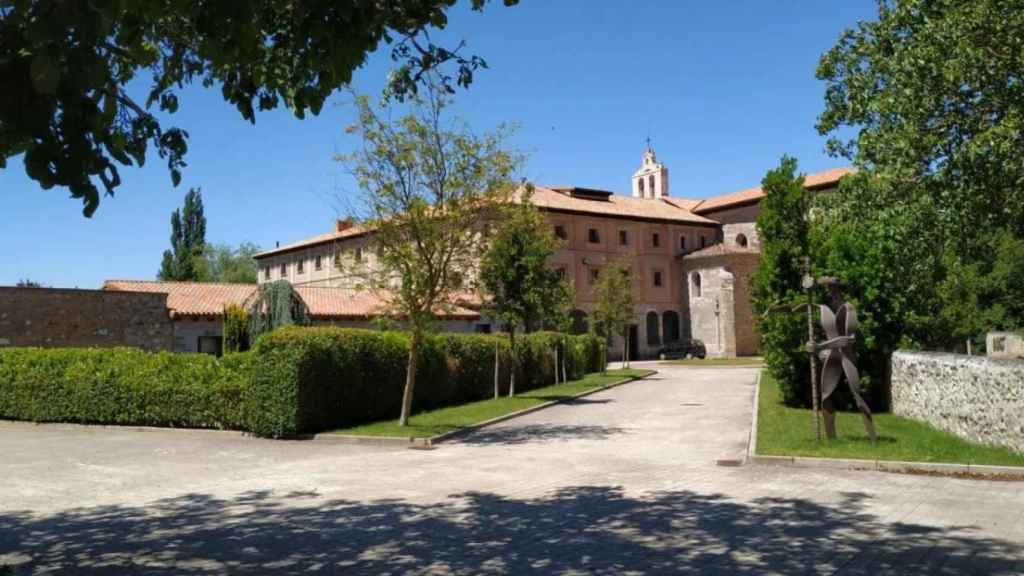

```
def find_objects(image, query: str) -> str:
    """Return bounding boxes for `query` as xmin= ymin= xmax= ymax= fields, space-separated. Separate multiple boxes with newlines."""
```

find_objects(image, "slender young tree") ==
xmin=158 ymin=188 xmax=206 ymax=281
xmin=592 ymin=259 xmax=635 ymax=370
xmin=338 ymin=80 xmax=520 ymax=426
xmin=479 ymin=187 xmax=572 ymax=396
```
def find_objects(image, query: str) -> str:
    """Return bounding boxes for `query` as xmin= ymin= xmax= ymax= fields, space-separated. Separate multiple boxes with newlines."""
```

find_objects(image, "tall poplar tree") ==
xmin=158 ymin=188 xmax=206 ymax=281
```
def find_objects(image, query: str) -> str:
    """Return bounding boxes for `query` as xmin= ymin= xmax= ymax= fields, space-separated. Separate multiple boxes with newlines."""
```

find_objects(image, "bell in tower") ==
xmin=632 ymin=141 xmax=669 ymax=199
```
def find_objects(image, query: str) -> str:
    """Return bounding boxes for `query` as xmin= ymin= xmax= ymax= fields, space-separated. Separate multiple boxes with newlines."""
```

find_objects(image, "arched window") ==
xmin=646 ymin=311 xmax=660 ymax=346
xmin=736 ymin=233 xmax=748 ymax=248
xmin=638 ymin=178 xmax=645 ymax=195
xmin=648 ymin=175 xmax=656 ymax=196
xmin=663 ymin=311 xmax=680 ymax=343
xmin=692 ymin=272 xmax=702 ymax=298
xmin=571 ymin=309 xmax=589 ymax=335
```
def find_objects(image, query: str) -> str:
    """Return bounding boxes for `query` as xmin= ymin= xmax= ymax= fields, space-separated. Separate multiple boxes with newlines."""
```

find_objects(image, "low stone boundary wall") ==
xmin=891 ymin=350 xmax=1024 ymax=453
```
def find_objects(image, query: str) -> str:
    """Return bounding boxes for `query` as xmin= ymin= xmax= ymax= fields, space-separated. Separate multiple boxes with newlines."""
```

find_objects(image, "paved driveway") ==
xmin=2 ymin=365 xmax=1023 ymax=574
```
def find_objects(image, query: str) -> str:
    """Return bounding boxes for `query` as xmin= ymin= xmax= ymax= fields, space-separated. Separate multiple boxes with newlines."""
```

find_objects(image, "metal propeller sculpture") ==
xmin=813 ymin=286 xmax=877 ymax=442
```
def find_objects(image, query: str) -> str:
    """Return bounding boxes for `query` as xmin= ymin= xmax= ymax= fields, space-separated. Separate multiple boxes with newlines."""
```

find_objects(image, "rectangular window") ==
xmin=588 ymin=228 xmax=600 ymax=244
xmin=279 ymin=263 xmax=287 ymax=277
xmin=297 ymin=259 xmax=305 ymax=274
xmin=589 ymin=268 xmax=600 ymax=284
xmin=263 ymin=267 xmax=270 ymax=280
xmin=680 ymin=236 xmax=686 ymax=251
xmin=475 ymin=324 xmax=492 ymax=334
xmin=652 ymin=232 xmax=660 ymax=247
xmin=653 ymin=270 xmax=663 ymax=287
xmin=355 ymin=247 xmax=363 ymax=262
xmin=619 ymin=230 xmax=629 ymax=246
xmin=314 ymin=255 xmax=322 ymax=271
xmin=555 ymin=266 xmax=567 ymax=279
xmin=554 ymin=225 xmax=567 ymax=240
xmin=700 ymin=236 xmax=707 ymax=248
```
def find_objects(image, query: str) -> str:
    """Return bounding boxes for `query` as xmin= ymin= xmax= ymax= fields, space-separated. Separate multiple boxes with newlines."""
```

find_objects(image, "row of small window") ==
xmin=554 ymin=225 xmax=707 ymax=251
xmin=558 ymin=266 xmax=664 ymax=288
xmin=263 ymin=253 xmax=329 ymax=280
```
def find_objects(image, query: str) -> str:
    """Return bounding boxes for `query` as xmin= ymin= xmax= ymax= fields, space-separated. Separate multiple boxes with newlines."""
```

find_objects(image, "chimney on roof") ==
xmin=335 ymin=218 xmax=354 ymax=232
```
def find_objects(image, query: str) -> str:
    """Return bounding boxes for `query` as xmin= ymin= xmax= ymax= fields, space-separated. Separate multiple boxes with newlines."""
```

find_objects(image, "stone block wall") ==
xmin=891 ymin=350 xmax=1024 ymax=453
xmin=987 ymin=332 xmax=1024 ymax=359
xmin=0 ymin=287 xmax=173 ymax=351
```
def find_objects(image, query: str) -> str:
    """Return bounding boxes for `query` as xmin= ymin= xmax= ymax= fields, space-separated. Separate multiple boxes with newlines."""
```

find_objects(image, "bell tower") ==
xmin=632 ymin=141 xmax=669 ymax=199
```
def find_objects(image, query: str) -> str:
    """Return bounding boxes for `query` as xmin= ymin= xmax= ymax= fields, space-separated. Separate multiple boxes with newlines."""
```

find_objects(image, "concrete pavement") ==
xmin=1 ymin=364 xmax=1023 ymax=574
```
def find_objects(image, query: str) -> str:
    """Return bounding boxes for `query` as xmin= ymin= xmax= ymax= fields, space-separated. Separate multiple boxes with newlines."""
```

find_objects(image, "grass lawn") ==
xmin=664 ymin=357 xmax=764 ymax=367
xmin=756 ymin=371 xmax=1024 ymax=466
xmin=332 ymin=368 xmax=654 ymax=439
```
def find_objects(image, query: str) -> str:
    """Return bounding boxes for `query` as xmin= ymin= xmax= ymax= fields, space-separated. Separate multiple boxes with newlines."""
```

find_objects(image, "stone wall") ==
xmin=0 ymin=287 xmax=173 ymax=351
xmin=891 ymin=350 xmax=1024 ymax=453
xmin=987 ymin=332 xmax=1024 ymax=359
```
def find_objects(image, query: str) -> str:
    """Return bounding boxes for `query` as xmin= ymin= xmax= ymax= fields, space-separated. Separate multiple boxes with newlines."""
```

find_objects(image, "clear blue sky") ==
xmin=0 ymin=1 xmax=876 ymax=288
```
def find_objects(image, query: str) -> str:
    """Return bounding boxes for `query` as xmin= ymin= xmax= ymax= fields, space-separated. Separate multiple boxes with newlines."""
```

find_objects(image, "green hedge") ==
xmin=244 ymin=327 xmax=604 ymax=437
xmin=0 ymin=348 xmax=251 ymax=429
xmin=0 ymin=328 xmax=604 ymax=438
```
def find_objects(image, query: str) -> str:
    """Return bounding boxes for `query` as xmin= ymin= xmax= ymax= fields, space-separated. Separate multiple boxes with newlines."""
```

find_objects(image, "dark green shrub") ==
xmin=0 ymin=348 xmax=251 ymax=429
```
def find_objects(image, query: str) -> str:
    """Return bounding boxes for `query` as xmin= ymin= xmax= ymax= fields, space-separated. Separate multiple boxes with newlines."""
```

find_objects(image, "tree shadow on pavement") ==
xmin=457 ymin=424 xmax=627 ymax=445
xmin=0 ymin=486 xmax=1020 ymax=575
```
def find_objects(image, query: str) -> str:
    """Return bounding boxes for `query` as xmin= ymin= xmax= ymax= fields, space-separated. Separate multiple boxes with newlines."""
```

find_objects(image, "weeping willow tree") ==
xmin=246 ymin=280 xmax=310 ymax=341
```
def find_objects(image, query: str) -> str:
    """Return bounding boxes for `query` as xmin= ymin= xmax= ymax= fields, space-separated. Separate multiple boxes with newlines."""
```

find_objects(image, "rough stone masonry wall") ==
xmin=0 ymin=287 xmax=173 ymax=351
xmin=891 ymin=350 xmax=1024 ymax=453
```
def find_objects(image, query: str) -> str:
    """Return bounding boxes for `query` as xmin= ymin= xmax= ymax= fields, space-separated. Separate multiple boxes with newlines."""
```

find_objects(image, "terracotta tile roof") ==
xmin=681 ymin=243 xmax=760 ymax=260
xmin=692 ymin=167 xmax=853 ymax=214
xmin=524 ymin=186 xmax=719 ymax=225
xmin=102 ymin=280 xmax=479 ymax=320
xmin=103 ymin=280 xmax=255 ymax=318
xmin=255 ymin=224 xmax=370 ymax=259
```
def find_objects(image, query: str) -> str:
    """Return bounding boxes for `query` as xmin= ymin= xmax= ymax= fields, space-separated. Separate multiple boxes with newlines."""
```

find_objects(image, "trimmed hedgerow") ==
xmin=0 ymin=347 xmax=251 ymax=430
xmin=0 ymin=328 xmax=604 ymax=439
xmin=243 ymin=327 xmax=506 ymax=437
xmin=243 ymin=327 xmax=605 ymax=438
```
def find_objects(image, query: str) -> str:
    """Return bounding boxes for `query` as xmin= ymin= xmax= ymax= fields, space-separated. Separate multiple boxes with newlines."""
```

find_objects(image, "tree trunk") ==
xmin=494 ymin=340 xmax=500 ymax=399
xmin=508 ymin=327 xmax=516 ymax=397
xmin=622 ymin=327 xmax=629 ymax=370
xmin=399 ymin=330 xmax=421 ymax=427
xmin=553 ymin=347 xmax=559 ymax=384
xmin=561 ymin=342 xmax=568 ymax=382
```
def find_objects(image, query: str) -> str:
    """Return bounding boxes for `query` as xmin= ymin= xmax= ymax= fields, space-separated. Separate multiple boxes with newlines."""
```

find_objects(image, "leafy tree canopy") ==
xmin=591 ymin=258 xmax=634 ymax=367
xmin=817 ymin=0 xmax=1024 ymax=248
xmin=751 ymin=156 xmax=813 ymax=407
xmin=195 ymin=242 xmax=261 ymax=284
xmin=479 ymin=188 xmax=571 ymax=334
xmin=0 ymin=0 xmax=518 ymax=216
xmin=479 ymin=187 xmax=572 ymax=395
xmin=337 ymin=79 xmax=521 ymax=424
